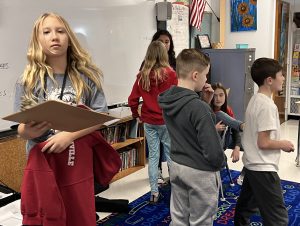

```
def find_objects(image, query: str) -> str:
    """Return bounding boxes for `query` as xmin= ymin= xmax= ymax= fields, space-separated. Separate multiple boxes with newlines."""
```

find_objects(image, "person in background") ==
xmin=14 ymin=12 xmax=108 ymax=225
xmin=158 ymin=49 xmax=224 ymax=225
xmin=211 ymin=82 xmax=242 ymax=163
xmin=150 ymin=30 xmax=176 ymax=184
xmin=211 ymin=82 xmax=246 ymax=185
xmin=139 ymin=30 xmax=176 ymax=185
xmin=151 ymin=30 xmax=176 ymax=70
xmin=140 ymin=30 xmax=176 ymax=71
xmin=128 ymin=41 xmax=177 ymax=203
xmin=234 ymin=58 xmax=294 ymax=226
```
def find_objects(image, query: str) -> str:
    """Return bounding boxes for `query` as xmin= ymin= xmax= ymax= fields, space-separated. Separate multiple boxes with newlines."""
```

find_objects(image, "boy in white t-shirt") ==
xmin=234 ymin=58 xmax=294 ymax=226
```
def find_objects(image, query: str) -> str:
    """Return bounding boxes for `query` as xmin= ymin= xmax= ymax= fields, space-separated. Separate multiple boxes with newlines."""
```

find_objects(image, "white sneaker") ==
xmin=237 ymin=175 xmax=244 ymax=185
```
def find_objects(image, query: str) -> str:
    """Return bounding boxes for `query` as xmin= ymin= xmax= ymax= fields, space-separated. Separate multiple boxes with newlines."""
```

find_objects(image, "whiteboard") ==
xmin=0 ymin=0 xmax=156 ymax=132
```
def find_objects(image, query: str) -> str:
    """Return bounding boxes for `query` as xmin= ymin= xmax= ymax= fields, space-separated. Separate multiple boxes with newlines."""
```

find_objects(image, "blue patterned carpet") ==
xmin=98 ymin=170 xmax=300 ymax=226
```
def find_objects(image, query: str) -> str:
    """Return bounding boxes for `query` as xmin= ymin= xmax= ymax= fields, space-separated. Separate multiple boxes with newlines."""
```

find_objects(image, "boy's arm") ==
xmin=230 ymin=129 xmax=241 ymax=162
xmin=257 ymin=130 xmax=294 ymax=152
xmin=231 ymin=146 xmax=240 ymax=163
xmin=231 ymin=128 xmax=241 ymax=147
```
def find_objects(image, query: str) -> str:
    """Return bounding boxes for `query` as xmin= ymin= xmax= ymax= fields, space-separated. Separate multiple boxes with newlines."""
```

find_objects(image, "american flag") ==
xmin=190 ymin=0 xmax=206 ymax=30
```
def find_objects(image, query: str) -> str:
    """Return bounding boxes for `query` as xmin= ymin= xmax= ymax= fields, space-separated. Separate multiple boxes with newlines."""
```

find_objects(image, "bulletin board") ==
xmin=167 ymin=3 xmax=189 ymax=56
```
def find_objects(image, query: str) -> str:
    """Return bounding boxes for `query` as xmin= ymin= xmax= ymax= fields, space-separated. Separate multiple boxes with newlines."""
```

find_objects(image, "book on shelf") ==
xmin=128 ymin=119 xmax=139 ymax=138
xmin=2 ymin=100 xmax=120 ymax=132
xmin=99 ymin=120 xmax=137 ymax=144
xmin=119 ymin=146 xmax=138 ymax=171
xmin=118 ymin=123 xmax=127 ymax=142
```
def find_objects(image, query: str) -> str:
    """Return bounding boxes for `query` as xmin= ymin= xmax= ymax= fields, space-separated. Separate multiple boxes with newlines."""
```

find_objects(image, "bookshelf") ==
xmin=112 ymin=138 xmax=144 ymax=150
xmin=288 ymin=28 xmax=300 ymax=117
xmin=99 ymin=116 xmax=146 ymax=182
xmin=0 ymin=117 xmax=145 ymax=191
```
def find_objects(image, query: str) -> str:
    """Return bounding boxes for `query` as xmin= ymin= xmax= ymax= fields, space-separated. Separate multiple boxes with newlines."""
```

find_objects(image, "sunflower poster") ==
xmin=231 ymin=0 xmax=257 ymax=32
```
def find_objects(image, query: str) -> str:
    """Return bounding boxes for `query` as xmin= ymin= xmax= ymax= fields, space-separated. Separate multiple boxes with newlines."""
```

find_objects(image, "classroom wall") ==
xmin=223 ymin=0 xmax=298 ymax=59
xmin=159 ymin=0 xmax=220 ymax=46
xmin=207 ymin=0 xmax=221 ymax=44
xmin=0 ymin=0 xmax=157 ymax=132
xmin=295 ymin=1 xmax=300 ymax=12
xmin=155 ymin=0 xmax=220 ymax=45
xmin=192 ymin=0 xmax=220 ymax=44
xmin=223 ymin=0 xmax=276 ymax=59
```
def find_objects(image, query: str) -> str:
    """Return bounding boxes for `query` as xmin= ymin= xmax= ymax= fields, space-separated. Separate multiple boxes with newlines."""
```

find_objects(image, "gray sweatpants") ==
xmin=169 ymin=161 xmax=220 ymax=226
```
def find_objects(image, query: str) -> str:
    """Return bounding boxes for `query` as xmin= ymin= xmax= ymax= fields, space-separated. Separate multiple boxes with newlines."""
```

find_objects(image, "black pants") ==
xmin=234 ymin=168 xmax=288 ymax=226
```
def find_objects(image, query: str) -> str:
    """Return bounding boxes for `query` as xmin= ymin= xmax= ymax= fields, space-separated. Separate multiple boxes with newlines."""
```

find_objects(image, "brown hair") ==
xmin=211 ymin=82 xmax=228 ymax=113
xmin=176 ymin=49 xmax=210 ymax=79
xmin=251 ymin=58 xmax=283 ymax=86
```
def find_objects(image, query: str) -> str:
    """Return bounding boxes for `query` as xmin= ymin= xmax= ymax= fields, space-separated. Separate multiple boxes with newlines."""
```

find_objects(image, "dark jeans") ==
xmin=234 ymin=168 xmax=288 ymax=226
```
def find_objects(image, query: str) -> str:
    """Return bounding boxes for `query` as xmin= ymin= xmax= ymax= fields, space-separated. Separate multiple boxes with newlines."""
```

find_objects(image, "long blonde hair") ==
xmin=22 ymin=12 xmax=103 ymax=103
xmin=139 ymin=41 xmax=170 ymax=91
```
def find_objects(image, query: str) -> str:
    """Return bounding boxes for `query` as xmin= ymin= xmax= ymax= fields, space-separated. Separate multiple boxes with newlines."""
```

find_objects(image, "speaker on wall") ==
xmin=156 ymin=2 xmax=172 ymax=21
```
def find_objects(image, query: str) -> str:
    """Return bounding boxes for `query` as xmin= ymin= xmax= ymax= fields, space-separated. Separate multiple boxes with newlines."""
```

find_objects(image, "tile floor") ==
xmin=98 ymin=119 xmax=300 ymax=219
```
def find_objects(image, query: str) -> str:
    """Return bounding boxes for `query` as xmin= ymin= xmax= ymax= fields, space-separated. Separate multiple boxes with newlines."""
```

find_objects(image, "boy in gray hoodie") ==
xmin=158 ymin=49 xmax=224 ymax=225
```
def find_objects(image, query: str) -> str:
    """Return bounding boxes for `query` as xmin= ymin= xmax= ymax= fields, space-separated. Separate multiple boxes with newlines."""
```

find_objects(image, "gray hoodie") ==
xmin=158 ymin=86 xmax=224 ymax=171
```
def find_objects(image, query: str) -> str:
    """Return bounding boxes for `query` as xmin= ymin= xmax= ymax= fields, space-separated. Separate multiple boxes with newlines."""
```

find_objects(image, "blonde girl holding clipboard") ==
xmin=14 ymin=12 xmax=108 ymax=154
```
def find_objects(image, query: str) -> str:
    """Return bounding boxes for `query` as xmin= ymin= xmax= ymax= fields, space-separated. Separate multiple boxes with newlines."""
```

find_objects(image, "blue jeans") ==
xmin=144 ymin=123 xmax=171 ymax=194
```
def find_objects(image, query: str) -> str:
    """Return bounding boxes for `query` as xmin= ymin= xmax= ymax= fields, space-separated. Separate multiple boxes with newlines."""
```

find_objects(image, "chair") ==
xmin=219 ymin=126 xmax=235 ymax=201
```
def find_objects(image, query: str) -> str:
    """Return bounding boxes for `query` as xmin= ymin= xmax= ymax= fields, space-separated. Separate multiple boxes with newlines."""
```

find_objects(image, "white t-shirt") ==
xmin=242 ymin=93 xmax=281 ymax=172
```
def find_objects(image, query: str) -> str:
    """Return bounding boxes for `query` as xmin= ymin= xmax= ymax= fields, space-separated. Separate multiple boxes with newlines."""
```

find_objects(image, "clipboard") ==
xmin=2 ymin=100 xmax=120 ymax=132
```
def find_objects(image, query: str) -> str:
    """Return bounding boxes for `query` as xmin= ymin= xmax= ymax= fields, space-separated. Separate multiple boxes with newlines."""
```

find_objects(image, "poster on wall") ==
xmin=278 ymin=2 xmax=289 ymax=67
xmin=230 ymin=0 xmax=257 ymax=32
xmin=277 ymin=1 xmax=289 ymax=97
xmin=167 ymin=3 xmax=189 ymax=56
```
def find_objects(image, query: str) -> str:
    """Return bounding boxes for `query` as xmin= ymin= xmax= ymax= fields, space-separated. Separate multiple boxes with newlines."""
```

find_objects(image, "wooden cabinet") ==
xmin=99 ymin=116 xmax=146 ymax=182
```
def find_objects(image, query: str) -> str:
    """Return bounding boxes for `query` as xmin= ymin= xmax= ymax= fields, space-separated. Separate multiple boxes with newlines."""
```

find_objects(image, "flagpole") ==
xmin=205 ymin=0 xmax=220 ymax=22
xmin=189 ymin=3 xmax=192 ymax=48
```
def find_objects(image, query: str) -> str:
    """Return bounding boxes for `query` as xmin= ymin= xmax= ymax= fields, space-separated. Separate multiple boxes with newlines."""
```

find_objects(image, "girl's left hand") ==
xmin=41 ymin=132 xmax=74 ymax=153
xmin=231 ymin=147 xmax=240 ymax=163
xmin=216 ymin=121 xmax=225 ymax=131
